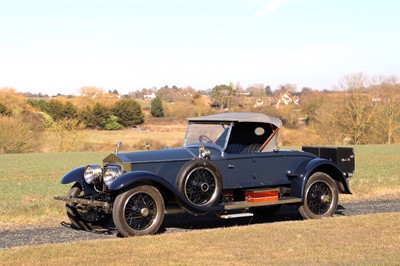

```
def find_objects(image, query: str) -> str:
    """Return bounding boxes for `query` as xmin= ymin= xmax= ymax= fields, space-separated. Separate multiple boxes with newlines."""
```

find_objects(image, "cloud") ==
xmin=256 ymin=0 xmax=304 ymax=16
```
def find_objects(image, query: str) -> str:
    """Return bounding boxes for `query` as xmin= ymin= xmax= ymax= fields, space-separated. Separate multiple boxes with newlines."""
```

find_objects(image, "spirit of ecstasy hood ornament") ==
xmin=114 ymin=141 xmax=122 ymax=154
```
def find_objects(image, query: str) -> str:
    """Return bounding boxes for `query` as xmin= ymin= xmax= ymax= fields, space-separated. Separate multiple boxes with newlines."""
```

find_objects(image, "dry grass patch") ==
xmin=75 ymin=125 xmax=186 ymax=151
xmin=1 ymin=213 xmax=399 ymax=265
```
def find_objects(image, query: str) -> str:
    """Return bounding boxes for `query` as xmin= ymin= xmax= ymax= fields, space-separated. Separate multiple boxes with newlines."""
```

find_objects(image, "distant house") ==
xmin=276 ymin=91 xmax=300 ymax=109
xmin=144 ymin=93 xmax=156 ymax=99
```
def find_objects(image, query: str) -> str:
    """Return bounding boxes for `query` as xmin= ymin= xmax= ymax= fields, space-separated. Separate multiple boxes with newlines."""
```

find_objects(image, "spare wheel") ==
xmin=176 ymin=159 xmax=222 ymax=209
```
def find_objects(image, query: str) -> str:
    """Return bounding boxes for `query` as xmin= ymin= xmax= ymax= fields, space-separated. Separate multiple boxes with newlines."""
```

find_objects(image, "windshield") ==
xmin=184 ymin=122 xmax=232 ymax=149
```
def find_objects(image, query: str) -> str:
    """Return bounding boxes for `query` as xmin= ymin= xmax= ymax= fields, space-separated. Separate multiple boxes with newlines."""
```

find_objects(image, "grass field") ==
xmin=345 ymin=144 xmax=400 ymax=198
xmin=0 ymin=144 xmax=399 ymax=264
xmin=1 ymin=144 xmax=400 ymax=227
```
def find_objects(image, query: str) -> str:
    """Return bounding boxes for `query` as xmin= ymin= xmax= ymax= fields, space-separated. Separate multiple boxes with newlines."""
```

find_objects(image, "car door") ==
xmin=221 ymin=153 xmax=262 ymax=188
xmin=222 ymin=150 xmax=309 ymax=189
xmin=251 ymin=150 xmax=313 ymax=187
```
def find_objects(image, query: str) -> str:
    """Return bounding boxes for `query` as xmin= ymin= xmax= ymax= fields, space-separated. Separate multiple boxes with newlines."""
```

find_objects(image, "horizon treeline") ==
xmin=1 ymin=73 xmax=400 ymax=153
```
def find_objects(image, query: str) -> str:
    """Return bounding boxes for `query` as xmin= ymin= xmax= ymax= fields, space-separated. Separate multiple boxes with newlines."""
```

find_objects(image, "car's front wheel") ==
xmin=66 ymin=182 xmax=111 ymax=231
xmin=298 ymin=172 xmax=338 ymax=219
xmin=113 ymin=185 xmax=165 ymax=237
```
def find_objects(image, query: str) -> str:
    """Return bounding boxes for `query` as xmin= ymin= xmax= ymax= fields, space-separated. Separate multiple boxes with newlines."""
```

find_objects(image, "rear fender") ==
xmin=108 ymin=170 xmax=223 ymax=212
xmin=60 ymin=166 xmax=95 ymax=195
xmin=291 ymin=158 xmax=351 ymax=198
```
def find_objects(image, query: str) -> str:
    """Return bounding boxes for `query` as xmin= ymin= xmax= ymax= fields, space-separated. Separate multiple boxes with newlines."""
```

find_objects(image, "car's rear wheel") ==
xmin=66 ymin=182 xmax=110 ymax=231
xmin=298 ymin=172 xmax=338 ymax=219
xmin=113 ymin=185 xmax=165 ymax=237
xmin=176 ymin=159 xmax=222 ymax=215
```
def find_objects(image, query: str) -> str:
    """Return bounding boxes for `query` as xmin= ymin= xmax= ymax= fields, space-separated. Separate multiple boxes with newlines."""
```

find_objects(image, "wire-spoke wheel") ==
xmin=176 ymin=159 xmax=222 ymax=215
xmin=185 ymin=167 xmax=217 ymax=205
xmin=177 ymin=159 xmax=222 ymax=206
xmin=113 ymin=185 xmax=164 ymax=237
xmin=299 ymin=172 xmax=338 ymax=219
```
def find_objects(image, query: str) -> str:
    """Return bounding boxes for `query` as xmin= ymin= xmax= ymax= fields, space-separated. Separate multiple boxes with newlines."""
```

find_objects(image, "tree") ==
xmin=79 ymin=86 xmax=104 ymax=97
xmin=300 ymin=90 xmax=323 ymax=124
xmin=36 ymin=99 xmax=78 ymax=122
xmin=246 ymin=83 xmax=265 ymax=97
xmin=112 ymin=99 xmax=144 ymax=127
xmin=62 ymin=101 xmax=78 ymax=120
xmin=265 ymin=85 xmax=273 ymax=96
xmin=104 ymin=115 xmax=123 ymax=130
xmin=79 ymin=103 xmax=111 ymax=129
xmin=150 ymin=96 xmax=164 ymax=117
xmin=337 ymin=73 xmax=377 ymax=144
xmin=210 ymin=84 xmax=234 ymax=110
xmin=27 ymin=99 xmax=47 ymax=111
xmin=44 ymin=99 xmax=65 ymax=121
xmin=376 ymin=76 xmax=400 ymax=144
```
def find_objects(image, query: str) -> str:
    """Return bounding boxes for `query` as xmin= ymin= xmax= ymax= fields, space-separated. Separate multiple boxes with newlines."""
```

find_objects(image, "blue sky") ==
xmin=0 ymin=0 xmax=399 ymax=95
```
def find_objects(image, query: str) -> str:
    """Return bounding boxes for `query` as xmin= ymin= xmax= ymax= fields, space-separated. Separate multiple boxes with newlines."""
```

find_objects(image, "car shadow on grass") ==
xmin=159 ymin=204 xmax=347 ymax=234
xmin=85 ymin=204 xmax=347 ymax=237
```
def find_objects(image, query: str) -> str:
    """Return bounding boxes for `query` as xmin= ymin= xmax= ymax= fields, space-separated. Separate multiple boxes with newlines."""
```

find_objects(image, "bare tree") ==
xmin=79 ymin=86 xmax=104 ymax=97
xmin=376 ymin=76 xmax=400 ymax=144
xmin=246 ymin=83 xmax=265 ymax=97
xmin=337 ymin=73 xmax=377 ymax=144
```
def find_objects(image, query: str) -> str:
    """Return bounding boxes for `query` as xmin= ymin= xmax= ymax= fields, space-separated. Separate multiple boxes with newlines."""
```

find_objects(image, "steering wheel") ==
xmin=199 ymin=135 xmax=214 ymax=144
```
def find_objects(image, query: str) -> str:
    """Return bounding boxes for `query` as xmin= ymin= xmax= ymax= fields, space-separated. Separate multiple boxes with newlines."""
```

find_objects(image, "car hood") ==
xmin=103 ymin=147 xmax=198 ymax=171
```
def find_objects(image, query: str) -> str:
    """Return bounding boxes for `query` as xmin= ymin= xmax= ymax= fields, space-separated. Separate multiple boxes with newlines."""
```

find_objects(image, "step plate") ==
xmin=220 ymin=213 xmax=254 ymax=219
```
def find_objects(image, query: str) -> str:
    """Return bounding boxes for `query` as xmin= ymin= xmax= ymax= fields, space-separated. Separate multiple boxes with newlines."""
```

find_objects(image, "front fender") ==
xmin=61 ymin=166 xmax=85 ymax=184
xmin=60 ymin=166 xmax=95 ymax=194
xmin=291 ymin=158 xmax=351 ymax=198
xmin=108 ymin=170 xmax=171 ymax=191
xmin=108 ymin=170 xmax=223 ymax=212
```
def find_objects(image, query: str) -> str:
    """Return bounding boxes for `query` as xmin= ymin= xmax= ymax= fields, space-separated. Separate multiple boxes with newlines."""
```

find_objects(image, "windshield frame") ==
xmin=183 ymin=121 xmax=233 ymax=151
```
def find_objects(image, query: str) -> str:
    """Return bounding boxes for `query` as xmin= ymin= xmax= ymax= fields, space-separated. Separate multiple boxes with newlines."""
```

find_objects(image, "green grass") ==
xmin=351 ymin=144 xmax=400 ymax=196
xmin=0 ymin=144 xmax=399 ymax=226
xmin=1 ymin=213 xmax=399 ymax=265
xmin=0 ymin=152 xmax=108 ymax=224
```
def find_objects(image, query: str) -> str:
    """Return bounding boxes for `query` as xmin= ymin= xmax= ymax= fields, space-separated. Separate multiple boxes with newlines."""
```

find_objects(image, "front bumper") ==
xmin=54 ymin=195 xmax=111 ymax=208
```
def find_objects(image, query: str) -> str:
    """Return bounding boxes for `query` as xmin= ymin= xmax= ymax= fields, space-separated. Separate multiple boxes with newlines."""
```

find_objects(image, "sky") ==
xmin=0 ymin=0 xmax=399 ymax=95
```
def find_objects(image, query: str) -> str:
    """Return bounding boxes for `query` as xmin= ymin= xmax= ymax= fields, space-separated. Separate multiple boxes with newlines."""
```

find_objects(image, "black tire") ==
xmin=176 ymin=159 xmax=222 ymax=208
xmin=113 ymin=185 xmax=165 ymax=237
xmin=298 ymin=172 xmax=338 ymax=219
xmin=66 ymin=182 xmax=110 ymax=231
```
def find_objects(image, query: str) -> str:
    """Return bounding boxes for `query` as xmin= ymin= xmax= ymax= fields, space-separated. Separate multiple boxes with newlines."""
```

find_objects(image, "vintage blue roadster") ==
xmin=55 ymin=112 xmax=354 ymax=237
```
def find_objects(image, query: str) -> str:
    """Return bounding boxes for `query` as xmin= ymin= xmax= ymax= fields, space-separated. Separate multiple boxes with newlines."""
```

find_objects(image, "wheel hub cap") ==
xmin=141 ymin=208 xmax=149 ymax=217
xmin=201 ymin=183 xmax=209 ymax=192
xmin=321 ymin=195 xmax=330 ymax=203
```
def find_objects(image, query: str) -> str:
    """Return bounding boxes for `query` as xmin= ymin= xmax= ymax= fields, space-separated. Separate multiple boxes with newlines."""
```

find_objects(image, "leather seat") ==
xmin=226 ymin=143 xmax=261 ymax=154
xmin=240 ymin=143 xmax=261 ymax=154
xmin=225 ymin=143 xmax=246 ymax=154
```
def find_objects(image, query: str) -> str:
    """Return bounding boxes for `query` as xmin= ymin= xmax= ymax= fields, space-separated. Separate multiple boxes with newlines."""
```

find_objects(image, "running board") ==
xmin=221 ymin=197 xmax=302 ymax=211
xmin=219 ymin=213 xmax=254 ymax=219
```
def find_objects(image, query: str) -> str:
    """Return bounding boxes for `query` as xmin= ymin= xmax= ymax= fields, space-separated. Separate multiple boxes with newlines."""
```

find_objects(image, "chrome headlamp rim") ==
xmin=103 ymin=165 xmax=122 ymax=187
xmin=84 ymin=164 xmax=103 ymax=184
